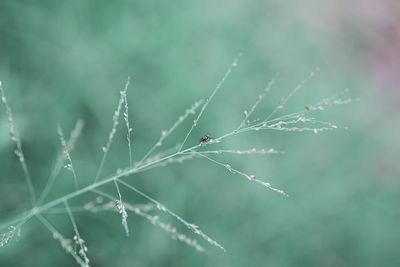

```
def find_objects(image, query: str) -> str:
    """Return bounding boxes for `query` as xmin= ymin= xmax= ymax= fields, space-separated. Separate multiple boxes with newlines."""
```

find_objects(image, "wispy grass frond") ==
xmin=37 ymin=120 xmax=84 ymax=205
xmin=64 ymin=200 xmax=90 ymax=266
xmin=58 ymin=125 xmax=79 ymax=190
xmin=36 ymin=214 xmax=88 ymax=267
xmin=91 ymin=189 xmax=204 ymax=251
xmin=262 ymin=68 xmax=320 ymax=123
xmin=116 ymin=179 xmax=226 ymax=251
xmin=121 ymin=77 xmax=133 ymax=168
xmin=236 ymin=77 xmax=276 ymax=131
xmin=196 ymin=152 xmax=289 ymax=196
xmin=0 ymin=81 xmax=36 ymax=206
xmin=94 ymin=77 xmax=131 ymax=182
xmin=187 ymin=148 xmax=284 ymax=155
xmin=137 ymin=98 xmax=204 ymax=167
xmin=113 ymin=179 xmax=129 ymax=236
xmin=179 ymin=54 xmax=242 ymax=151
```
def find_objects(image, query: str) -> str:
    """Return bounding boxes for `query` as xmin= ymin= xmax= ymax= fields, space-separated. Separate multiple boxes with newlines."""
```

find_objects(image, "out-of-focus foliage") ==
xmin=0 ymin=0 xmax=399 ymax=266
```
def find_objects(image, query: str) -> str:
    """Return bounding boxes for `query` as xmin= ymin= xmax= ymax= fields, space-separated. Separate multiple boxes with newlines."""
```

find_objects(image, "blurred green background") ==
xmin=1 ymin=0 xmax=399 ymax=266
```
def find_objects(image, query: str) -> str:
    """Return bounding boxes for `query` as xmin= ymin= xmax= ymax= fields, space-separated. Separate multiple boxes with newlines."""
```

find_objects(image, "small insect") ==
xmin=199 ymin=134 xmax=211 ymax=144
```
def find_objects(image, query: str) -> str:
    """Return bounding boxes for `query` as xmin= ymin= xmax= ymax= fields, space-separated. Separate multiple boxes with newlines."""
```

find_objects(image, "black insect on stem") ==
xmin=199 ymin=134 xmax=211 ymax=145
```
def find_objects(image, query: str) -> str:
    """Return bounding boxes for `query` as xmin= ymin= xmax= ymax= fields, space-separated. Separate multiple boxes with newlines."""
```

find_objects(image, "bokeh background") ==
xmin=1 ymin=0 xmax=399 ymax=266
